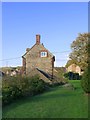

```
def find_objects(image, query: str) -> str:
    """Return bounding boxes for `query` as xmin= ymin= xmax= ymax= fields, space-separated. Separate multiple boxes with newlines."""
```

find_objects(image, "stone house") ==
xmin=6 ymin=68 xmax=21 ymax=76
xmin=66 ymin=64 xmax=82 ymax=75
xmin=22 ymin=35 xmax=55 ymax=79
xmin=10 ymin=70 xmax=17 ymax=76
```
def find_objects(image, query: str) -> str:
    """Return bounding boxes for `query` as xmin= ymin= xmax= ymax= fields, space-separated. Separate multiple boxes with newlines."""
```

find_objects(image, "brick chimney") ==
xmin=36 ymin=34 xmax=40 ymax=45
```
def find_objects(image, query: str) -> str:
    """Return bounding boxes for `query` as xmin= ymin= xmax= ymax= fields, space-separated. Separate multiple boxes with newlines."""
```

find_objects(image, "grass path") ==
xmin=3 ymin=80 xmax=88 ymax=118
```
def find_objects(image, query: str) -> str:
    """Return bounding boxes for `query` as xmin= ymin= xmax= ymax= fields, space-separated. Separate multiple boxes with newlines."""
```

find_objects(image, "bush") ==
xmin=29 ymin=78 xmax=47 ymax=95
xmin=64 ymin=72 xmax=81 ymax=80
xmin=2 ymin=85 xmax=22 ymax=105
xmin=81 ymin=67 xmax=90 ymax=93
xmin=2 ymin=75 xmax=48 ymax=106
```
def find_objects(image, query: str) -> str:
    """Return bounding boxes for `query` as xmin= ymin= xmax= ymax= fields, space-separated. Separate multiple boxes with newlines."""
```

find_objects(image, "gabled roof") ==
xmin=22 ymin=44 xmax=36 ymax=58
xmin=22 ymin=43 xmax=54 ymax=58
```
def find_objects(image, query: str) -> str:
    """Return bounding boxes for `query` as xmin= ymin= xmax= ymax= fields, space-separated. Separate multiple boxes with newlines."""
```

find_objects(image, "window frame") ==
xmin=40 ymin=51 xmax=48 ymax=57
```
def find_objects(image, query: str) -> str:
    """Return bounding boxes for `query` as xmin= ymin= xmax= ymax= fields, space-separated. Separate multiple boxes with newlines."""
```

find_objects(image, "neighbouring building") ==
xmin=22 ymin=35 xmax=55 ymax=78
xmin=5 ymin=68 xmax=22 ymax=76
xmin=66 ymin=64 xmax=82 ymax=75
xmin=10 ymin=70 xmax=17 ymax=76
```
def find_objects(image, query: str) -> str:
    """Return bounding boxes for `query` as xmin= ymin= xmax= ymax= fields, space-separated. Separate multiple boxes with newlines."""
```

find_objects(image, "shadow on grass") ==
xmin=3 ymin=87 xmax=76 ymax=116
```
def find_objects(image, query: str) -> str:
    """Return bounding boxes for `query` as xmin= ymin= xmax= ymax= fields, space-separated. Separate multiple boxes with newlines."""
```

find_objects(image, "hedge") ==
xmin=64 ymin=72 xmax=82 ymax=80
xmin=2 ymin=75 xmax=48 ymax=106
xmin=81 ymin=67 xmax=90 ymax=93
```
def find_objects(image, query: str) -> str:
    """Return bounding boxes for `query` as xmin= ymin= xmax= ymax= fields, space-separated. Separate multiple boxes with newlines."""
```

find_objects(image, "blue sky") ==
xmin=1 ymin=2 xmax=88 ymax=67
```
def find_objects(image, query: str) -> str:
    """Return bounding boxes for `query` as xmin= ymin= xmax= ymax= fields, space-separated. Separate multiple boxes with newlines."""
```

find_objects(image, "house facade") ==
xmin=66 ymin=64 xmax=82 ymax=75
xmin=22 ymin=35 xmax=55 ymax=76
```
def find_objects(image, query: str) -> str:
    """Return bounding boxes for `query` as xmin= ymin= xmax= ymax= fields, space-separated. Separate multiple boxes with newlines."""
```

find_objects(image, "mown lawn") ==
xmin=2 ymin=80 xmax=88 ymax=118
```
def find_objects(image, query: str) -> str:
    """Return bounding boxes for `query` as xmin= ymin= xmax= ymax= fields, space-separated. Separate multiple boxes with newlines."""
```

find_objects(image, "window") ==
xmin=41 ymin=52 xmax=47 ymax=57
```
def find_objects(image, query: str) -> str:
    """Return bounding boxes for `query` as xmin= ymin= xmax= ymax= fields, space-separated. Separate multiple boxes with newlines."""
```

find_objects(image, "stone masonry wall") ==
xmin=25 ymin=44 xmax=53 ymax=76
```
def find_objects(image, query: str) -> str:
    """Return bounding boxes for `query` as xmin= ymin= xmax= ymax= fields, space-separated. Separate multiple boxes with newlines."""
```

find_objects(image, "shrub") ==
xmin=81 ymin=67 xmax=90 ymax=93
xmin=2 ymin=86 xmax=13 ymax=105
xmin=2 ymin=75 xmax=48 ymax=106
xmin=2 ymin=85 xmax=22 ymax=105
xmin=64 ymin=72 xmax=81 ymax=80
xmin=29 ymin=78 xmax=46 ymax=95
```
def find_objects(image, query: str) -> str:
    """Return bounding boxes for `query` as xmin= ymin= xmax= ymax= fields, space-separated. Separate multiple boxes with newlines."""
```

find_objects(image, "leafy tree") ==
xmin=65 ymin=60 xmax=76 ymax=68
xmin=81 ymin=67 xmax=90 ymax=93
xmin=69 ymin=33 xmax=90 ymax=70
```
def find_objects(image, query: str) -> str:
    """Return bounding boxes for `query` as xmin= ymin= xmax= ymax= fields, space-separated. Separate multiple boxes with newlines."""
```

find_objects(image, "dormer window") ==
xmin=41 ymin=52 xmax=47 ymax=57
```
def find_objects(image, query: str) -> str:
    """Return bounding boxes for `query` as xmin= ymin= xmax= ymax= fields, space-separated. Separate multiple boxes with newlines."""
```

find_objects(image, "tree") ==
xmin=69 ymin=33 xmax=90 ymax=70
xmin=65 ymin=59 xmax=76 ymax=68
xmin=81 ymin=67 xmax=90 ymax=93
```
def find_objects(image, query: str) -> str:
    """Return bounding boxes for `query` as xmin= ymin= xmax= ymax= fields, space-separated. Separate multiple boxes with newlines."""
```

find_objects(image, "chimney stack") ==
xmin=36 ymin=34 xmax=40 ymax=45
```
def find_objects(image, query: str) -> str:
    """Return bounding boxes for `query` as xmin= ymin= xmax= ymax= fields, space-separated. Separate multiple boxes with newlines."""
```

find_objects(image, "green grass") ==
xmin=3 ymin=80 xmax=88 ymax=118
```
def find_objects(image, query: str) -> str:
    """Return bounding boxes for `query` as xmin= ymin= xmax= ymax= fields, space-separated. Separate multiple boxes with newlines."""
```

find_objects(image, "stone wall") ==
xmin=25 ymin=44 xmax=54 ymax=76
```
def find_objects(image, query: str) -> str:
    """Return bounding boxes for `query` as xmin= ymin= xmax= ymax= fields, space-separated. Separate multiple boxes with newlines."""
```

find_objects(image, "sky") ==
xmin=1 ymin=2 xmax=88 ymax=67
